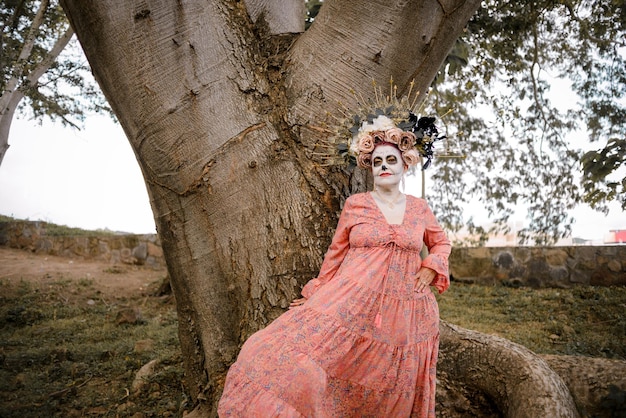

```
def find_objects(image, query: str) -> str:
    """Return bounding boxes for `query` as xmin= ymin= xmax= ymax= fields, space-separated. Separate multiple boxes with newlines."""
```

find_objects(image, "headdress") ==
xmin=313 ymin=79 xmax=449 ymax=171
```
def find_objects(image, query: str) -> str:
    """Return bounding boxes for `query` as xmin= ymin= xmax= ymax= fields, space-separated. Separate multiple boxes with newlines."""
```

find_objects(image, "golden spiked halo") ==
xmin=310 ymin=78 xmax=461 ymax=171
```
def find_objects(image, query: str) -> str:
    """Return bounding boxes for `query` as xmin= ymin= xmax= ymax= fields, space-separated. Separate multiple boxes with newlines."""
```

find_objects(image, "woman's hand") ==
xmin=414 ymin=267 xmax=436 ymax=293
xmin=289 ymin=297 xmax=307 ymax=309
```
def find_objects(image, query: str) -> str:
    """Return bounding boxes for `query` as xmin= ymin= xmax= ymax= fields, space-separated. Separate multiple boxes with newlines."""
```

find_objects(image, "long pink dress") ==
xmin=218 ymin=192 xmax=451 ymax=417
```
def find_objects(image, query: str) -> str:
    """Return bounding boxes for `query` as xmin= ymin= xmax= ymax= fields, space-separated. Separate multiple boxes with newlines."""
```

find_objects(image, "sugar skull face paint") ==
xmin=372 ymin=144 xmax=405 ymax=188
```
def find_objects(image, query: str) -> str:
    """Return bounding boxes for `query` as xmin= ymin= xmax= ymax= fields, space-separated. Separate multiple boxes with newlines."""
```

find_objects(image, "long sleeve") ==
xmin=420 ymin=203 xmax=451 ymax=294
xmin=301 ymin=198 xmax=354 ymax=299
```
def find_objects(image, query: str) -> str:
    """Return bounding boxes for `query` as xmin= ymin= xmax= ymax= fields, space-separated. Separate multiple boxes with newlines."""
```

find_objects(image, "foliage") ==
xmin=0 ymin=0 xmax=109 ymax=129
xmin=303 ymin=0 xmax=624 ymax=244
xmin=417 ymin=0 xmax=625 ymax=244
xmin=0 ymin=214 xmax=118 ymax=236
xmin=304 ymin=0 xmax=323 ymax=30
xmin=2 ymin=0 xmax=620 ymax=246
xmin=6 ymin=1 xmax=621 ymax=244
xmin=43 ymin=222 xmax=119 ymax=236
xmin=581 ymin=137 xmax=626 ymax=211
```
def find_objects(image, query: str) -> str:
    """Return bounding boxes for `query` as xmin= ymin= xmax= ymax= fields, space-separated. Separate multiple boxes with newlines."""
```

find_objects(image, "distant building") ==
xmin=606 ymin=229 xmax=626 ymax=244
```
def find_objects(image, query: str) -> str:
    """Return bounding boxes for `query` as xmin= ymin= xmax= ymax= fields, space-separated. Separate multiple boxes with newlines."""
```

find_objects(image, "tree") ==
xmin=57 ymin=0 xmax=614 ymax=416
xmin=424 ymin=0 xmax=625 ymax=244
xmin=0 ymin=0 xmax=107 ymax=166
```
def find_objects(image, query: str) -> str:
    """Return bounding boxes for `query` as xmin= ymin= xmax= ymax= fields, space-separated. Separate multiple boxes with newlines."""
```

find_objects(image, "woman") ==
xmin=219 ymin=115 xmax=451 ymax=417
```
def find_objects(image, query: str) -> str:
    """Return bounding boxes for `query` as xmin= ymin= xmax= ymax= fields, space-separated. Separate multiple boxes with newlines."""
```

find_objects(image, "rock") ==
xmin=608 ymin=259 xmax=622 ymax=273
xmin=493 ymin=251 xmax=514 ymax=269
xmin=116 ymin=308 xmax=143 ymax=325
xmin=132 ymin=243 xmax=148 ymax=264
xmin=545 ymin=249 xmax=568 ymax=266
xmin=132 ymin=359 xmax=159 ymax=394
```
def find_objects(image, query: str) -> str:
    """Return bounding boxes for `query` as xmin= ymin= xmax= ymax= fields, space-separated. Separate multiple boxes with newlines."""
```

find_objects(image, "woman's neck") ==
xmin=374 ymin=185 xmax=402 ymax=197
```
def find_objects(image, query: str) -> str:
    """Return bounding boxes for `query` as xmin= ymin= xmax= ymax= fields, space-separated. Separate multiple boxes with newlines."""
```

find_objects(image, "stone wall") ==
xmin=0 ymin=221 xmax=164 ymax=269
xmin=2 ymin=220 xmax=624 ymax=287
xmin=450 ymin=246 xmax=626 ymax=287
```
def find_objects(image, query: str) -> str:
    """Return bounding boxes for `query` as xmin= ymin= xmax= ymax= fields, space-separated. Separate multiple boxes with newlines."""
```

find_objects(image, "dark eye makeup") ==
xmin=372 ymin=155 xmax=399 ymax=167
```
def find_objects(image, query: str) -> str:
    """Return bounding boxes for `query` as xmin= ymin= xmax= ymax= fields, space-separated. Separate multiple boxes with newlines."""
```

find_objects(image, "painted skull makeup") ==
xmin=372 ymin=144 xmax=405 ymax=188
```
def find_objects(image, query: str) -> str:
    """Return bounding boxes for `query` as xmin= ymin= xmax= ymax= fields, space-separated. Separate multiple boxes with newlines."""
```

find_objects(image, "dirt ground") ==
xmin=0 ymin=245 xmax=183 ymax=418
xmin=0 ymin=246 xmax=166 ymax=300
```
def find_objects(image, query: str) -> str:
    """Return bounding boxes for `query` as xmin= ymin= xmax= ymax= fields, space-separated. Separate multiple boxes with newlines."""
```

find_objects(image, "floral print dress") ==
xmin=218 ymin=192 xmax=451 ymax=417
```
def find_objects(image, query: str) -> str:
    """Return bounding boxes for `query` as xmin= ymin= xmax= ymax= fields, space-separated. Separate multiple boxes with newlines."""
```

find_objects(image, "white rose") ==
xmin=358 ymin=115 xmax=396 ymax=135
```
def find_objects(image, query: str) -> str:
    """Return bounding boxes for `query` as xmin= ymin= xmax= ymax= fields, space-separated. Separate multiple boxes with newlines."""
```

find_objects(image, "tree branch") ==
xmin=529 ymin=5 xmax=549 ymax=152
xmin=561 ymin=0 xmax=625 ymax=48
xmin=439 ymin=321 xmax=580 ymax=417
xmin=0 ymin=0 xmax=49 ymax=113
xmin=0 ymin=0 xmax=49 ymax=104
xmin=23 ymin=26 xmax=74 ymax=88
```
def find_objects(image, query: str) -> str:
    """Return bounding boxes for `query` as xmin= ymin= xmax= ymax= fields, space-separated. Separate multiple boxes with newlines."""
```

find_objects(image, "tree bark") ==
xmin=59 ymin=3 xmax=336 ymax=413
xmin=0 ymin=91 xmax=22 ymax=166
xmin=243 ymin=0 xmax=305 ymax=34
xmin=439 ymin=322 xmax=580 ymax=417
xmin=542 ymin=354 xmax=626 ymax=417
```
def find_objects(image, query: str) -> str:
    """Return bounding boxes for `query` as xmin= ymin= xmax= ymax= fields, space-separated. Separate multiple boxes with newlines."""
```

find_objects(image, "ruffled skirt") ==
xmin=218 ymin=275 xmax=440 ymax=417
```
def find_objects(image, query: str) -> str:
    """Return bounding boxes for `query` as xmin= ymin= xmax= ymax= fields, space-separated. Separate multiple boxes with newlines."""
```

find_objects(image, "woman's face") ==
xmin=371 ymin=144 xmax=405 ymax=188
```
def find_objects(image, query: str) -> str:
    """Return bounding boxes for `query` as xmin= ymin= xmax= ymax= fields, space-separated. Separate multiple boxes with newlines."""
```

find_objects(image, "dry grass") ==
xmin=0 ymin=270 xmax=624 ymax=417
xmin=0 ymin=277 xmax=183 ymax=417
xmin=437 ymin=282 xmax=626 ymax=359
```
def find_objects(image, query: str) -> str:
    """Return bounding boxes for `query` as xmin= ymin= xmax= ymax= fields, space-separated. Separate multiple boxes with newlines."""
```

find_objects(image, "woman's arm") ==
xmin=420 ymin=203 xmax=452 ymax=294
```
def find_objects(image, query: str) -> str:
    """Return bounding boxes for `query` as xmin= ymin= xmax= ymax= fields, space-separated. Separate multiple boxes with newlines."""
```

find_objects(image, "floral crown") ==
xmin=313 ymin=79 xmax=448 ymax=171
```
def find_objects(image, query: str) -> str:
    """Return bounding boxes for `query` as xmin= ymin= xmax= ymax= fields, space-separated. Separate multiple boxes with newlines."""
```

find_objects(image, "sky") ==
xmin=0 ymin=116 xmax=156 ymax=234
xmin=0 ymin=114 xmax=623 ymax=241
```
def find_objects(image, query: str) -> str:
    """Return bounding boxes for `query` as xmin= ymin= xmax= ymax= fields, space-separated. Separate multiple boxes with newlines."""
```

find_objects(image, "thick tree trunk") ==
xmin=439 ymin=322 xmax=580 ymax=417
xmin=59 ymin=3 xmax=343 ymax=414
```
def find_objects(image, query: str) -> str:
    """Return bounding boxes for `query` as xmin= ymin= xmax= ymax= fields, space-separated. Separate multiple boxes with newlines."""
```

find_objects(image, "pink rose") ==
xmin=371 ymin=131 xmax=386 ymax=145
xmin=402 ymin=149 xmax=421 ymax=167
xmin=384 ymin=127 xmax=404 ymax=145
xmin=357 ymin=134 xmax=375 ymax=153
xmin=398 ymin=131 xmax=416 ymax=152
xmin=357 ymin=152 xmax=372 ymax=169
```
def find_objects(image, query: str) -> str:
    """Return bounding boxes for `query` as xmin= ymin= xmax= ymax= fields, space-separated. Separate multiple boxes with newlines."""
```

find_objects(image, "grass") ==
xmin=0 ymin=277 xmax=183 ymax=418
xmin=0 ymin=274 xmax=624 ymax=417
xmin=0 ymin=214 xmax=120 ymax=237
xmin=437 ymin=283 xmax=626 ymax=359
